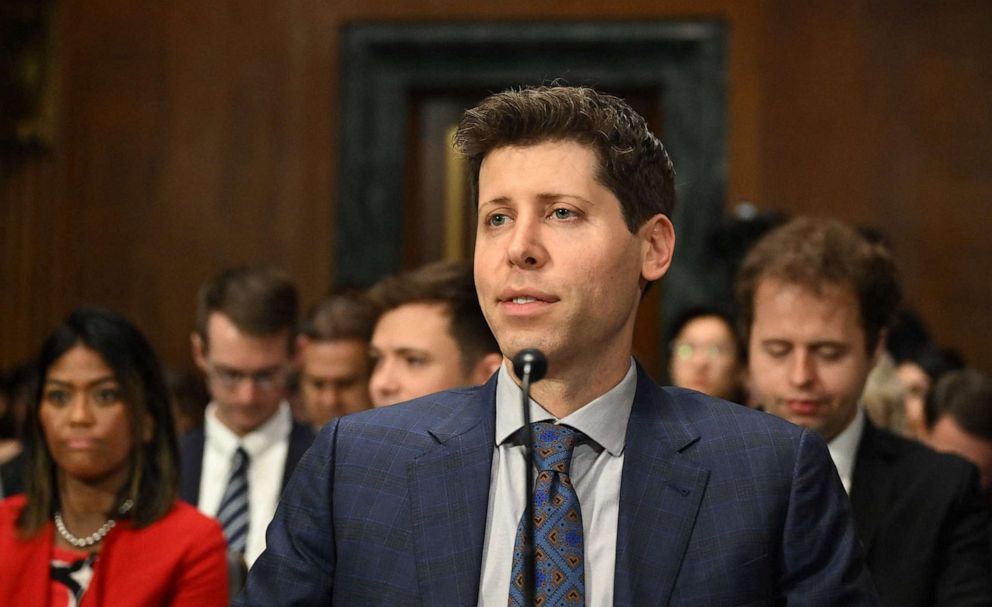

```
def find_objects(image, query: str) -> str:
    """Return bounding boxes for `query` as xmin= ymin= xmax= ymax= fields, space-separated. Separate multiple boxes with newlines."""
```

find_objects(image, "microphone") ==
xmin=511 ymin=348 xmax=547 ymax=606
xmin=512 ymin=348 xmax=547 ymax=383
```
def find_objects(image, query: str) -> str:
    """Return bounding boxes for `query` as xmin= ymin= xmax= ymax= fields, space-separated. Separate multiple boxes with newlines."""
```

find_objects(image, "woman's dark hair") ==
xmin=18 ymin=307 xmax=179 ymax=535
xmin=666 ymin=305 xmax=745 ymax=362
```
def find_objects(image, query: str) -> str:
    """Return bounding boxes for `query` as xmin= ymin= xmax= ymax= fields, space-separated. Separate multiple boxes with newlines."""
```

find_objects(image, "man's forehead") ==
xmin=753 ymin=278 xmax=865 ymax=336
xmin=205 ymin=314 xmax=292 ymax=361
xmin=373 ymin=302 xmax=455 ymax=344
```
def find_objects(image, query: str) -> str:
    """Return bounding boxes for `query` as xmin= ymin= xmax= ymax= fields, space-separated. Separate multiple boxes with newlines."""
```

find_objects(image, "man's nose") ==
xmin=370 ymin=360 xmax=399 ymax=403
xmin=506 ymin=214 xmax=549 ymax=269
xmin=788 ymin=351 xmax=817 ymax=387
xmin=233 ymin=377 xmax=260 ymax=403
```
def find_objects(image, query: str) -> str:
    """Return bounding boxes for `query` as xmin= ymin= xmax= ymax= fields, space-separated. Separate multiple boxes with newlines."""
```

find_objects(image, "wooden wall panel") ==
xmin=759 ymin=1 xmax=992 ymax=370
xmin=1 ymin=0 xmax=989 ymax=374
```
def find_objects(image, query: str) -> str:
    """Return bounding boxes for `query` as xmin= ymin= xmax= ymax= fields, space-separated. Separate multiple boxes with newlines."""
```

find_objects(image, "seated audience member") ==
xmin=895 ymin=343 xmax=964 ymax=440
xmin=183 ymin=265 xmax=314 ymax=574
xmin=297 ymin=292 xmax=377 ymax=429
xmin=738 ymin=216 xmax=991 ymax=607
xmin=861 ymin=353 xmax=907 ymax=436
xmin=924 ymin=369 xmax=992 ymax=496
xmin=0 ymin=307 xmax=228 ymax=606
xmin=666 ymin=305 xmax=747 ymax=404
xmin=366 ymin=260 xmax=502 ymax=407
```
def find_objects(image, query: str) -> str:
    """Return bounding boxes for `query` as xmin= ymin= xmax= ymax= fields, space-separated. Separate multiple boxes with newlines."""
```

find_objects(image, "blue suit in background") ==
xmin=237 ymin=367 xmax=877 ymax=606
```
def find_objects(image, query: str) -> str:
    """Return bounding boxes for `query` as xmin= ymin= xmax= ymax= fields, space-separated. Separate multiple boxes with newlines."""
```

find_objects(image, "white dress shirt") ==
xmin=478 ymin=360 xmax=637 ymax=606
xmin=198 ymin=401 xmax=292 ymax=568
xmin=827 ymin=406 xmax=865 ymax=494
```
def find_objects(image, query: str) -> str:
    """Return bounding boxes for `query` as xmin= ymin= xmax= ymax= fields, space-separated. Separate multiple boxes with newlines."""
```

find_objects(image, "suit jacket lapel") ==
xmin=615 ymin=369 xmax=709 ymax=606
xmin=408 ymin=377 xmax=498 ymax=606
xmin=850 ymin=419 xmax=894 ymax=552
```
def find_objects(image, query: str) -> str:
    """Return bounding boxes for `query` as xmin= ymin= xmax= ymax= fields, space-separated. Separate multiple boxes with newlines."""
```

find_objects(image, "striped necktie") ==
xmin=509 ymin=422 xmax=586 ymax=606
xmin=217 ymin=446 xmax=250 ymax=555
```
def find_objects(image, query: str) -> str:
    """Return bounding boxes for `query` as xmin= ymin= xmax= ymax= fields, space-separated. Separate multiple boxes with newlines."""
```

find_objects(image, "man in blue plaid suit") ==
xmin=237 ymin=86 xmax=878 ymax=605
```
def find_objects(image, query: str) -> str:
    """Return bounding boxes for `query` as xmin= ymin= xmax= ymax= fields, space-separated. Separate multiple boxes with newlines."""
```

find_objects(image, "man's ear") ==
xmin=470 ymin=352 xmax=504 ymax=385
xmin=639 ymin=213 xmax=676 ymax=282
xmin=191 ymin=332 xmax=207 ymax=372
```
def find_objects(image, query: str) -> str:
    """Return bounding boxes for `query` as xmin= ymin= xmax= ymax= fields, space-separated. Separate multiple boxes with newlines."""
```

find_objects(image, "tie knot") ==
xmin=233 ymin=446 xmax=250 ymax=468
xmin=530 ymin=422 xmax=584 ymax=474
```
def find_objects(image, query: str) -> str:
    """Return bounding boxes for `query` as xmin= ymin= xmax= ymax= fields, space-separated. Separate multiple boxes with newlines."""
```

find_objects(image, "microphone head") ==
xmin=512 ymin=348 xmax=548 ymax=383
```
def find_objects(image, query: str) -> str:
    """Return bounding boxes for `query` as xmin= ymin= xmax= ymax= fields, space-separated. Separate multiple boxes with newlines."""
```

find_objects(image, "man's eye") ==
xmin=219 ymin=369 xmax=243 ymax=383
xmin=551 ymin=208 xmax=576 ymax=220
xmin=764 ymin=344 xmax=790 ymax=359
xmin=487 ymin=213 xmax=509 ymax=227
xmin=815 ymin=347 xmax=845 ymax=362
xmin=405 ymin=356 xmax=428 ymax=368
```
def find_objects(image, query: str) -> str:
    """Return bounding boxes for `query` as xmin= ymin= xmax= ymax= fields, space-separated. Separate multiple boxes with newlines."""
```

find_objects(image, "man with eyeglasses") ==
xmin=181 ymin=265 xmax=314 ymax=574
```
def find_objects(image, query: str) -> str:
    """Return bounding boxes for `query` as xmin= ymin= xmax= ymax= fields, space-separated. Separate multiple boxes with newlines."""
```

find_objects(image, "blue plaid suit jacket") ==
xmin=237 ymin=366 xmax=877 ymax=606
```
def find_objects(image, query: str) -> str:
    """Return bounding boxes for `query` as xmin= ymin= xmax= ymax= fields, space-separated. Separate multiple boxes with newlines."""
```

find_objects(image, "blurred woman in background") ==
xmin=667 ymin=306 xmax=748 ymax=405
xmin=0 ymin=307 xmax=228 ymax=606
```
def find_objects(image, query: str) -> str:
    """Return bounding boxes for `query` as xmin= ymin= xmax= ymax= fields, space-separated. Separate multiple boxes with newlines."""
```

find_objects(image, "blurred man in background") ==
xmin=297 ymin=292 xmax=377 ymax=429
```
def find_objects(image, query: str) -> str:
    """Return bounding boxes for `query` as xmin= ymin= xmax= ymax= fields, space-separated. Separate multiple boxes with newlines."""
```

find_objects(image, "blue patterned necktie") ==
xmin=217 ymin=446 xmax=250 ymax=555
xmin=509 ymin=422 xmax=586 ymax=606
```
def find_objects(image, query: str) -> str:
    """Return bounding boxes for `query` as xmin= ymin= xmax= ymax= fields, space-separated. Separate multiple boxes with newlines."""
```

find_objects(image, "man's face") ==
xmin=193 ymin=312 xmax=292 ymax=436
xmin=747 ymin=279 xmax=879 ymax=442
xmin=473 ymin=140 xmax=672 ymax=376
xmin=368 ymin=302 xmax=471 ymax=407
xmin=299 ymin=338 xmax=372 ymax=427
xmin=927 ymin=416 xmax=992 ymax=491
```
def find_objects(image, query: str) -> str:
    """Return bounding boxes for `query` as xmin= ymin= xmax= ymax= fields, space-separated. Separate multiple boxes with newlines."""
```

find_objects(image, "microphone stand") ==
xmin=513 ymin=349 xmax=547 ymax=607
xmin=521 ymin=368 xmax=535 ymax=606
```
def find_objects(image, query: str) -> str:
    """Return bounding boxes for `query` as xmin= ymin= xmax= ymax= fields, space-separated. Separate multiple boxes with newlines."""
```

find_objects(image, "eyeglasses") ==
xmin=205 ymin=363 xmax=288 ymax=393
xmin=672 ymin=342 xmax=734 ymax=361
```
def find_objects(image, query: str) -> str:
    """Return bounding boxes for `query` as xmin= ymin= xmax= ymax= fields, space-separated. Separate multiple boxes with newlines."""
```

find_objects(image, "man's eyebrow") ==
xmin=536 ymin=192 xmax=592 ymax=204
xmin=480 ymin=193 xmax=592 ymax=206
xmin=394 ymin=347 xmax=430 ymax=358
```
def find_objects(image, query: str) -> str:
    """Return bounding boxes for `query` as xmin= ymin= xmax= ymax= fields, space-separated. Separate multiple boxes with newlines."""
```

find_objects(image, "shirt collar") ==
xmin=494 ymin=358 xmax=637 ymax=456
xmin=827 ymin=405 xmax=865 ymax=494
xmin=204 ymin=401 xmax=292 ymax=459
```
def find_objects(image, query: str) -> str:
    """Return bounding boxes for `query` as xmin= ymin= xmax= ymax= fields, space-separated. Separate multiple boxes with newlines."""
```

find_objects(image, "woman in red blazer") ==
xmin=0 ymin=308 xmax=228 ymax=606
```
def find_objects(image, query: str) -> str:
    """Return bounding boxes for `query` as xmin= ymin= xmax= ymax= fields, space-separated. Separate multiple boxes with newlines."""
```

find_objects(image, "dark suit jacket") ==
xmin=0 ymin=452 xmax=24 ymax=498
xmin=238 ymin=368 xmax=877 ymax=606
xmin=179 ymin=419 xmax=314 ymax=505
xmin=851 ymin=420 xmax=992 ymax=607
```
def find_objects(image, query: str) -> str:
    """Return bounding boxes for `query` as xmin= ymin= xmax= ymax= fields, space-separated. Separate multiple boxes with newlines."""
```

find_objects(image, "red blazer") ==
xmin=0 ymin=494 xmax=229 ymax=606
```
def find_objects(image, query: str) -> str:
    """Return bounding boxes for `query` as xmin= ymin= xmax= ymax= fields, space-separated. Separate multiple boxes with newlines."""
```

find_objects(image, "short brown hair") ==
xmin=453 ymin=85 xmax=676 ymax=232
xmin=301 ymin=292 xmax=377 ymax=343
xmin=368 ymin=261 xmax=499 ymax=374
xmin=195 ymin=265 xmax=298 ymax=353
xmin=735 ymin=217 xmax=901 ymax=351
xmin=926 ymin=369 xmax=992 ymax=439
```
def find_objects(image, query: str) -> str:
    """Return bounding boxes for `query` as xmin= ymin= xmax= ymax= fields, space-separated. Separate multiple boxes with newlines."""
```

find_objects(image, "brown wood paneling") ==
xmin=760 ymin=1 xmax=992 ymax=370
xmin=2 ymin=0 xmax=990 ymax=375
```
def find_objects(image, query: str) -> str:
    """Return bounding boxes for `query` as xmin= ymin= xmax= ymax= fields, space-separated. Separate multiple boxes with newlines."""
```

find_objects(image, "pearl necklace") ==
xmin=54 ymin=499 xmax=134 ymax=548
